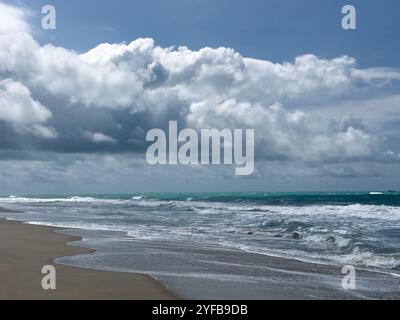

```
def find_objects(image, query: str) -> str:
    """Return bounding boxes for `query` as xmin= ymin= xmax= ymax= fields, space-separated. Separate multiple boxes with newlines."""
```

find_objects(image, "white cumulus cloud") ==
xmin=0 ymin=2 xmax=31 ymax=34
xmin=0 ymin=1 xmax=399 ymax=165
xmin=84 ymin=131 xmax=118 ymax=144
xmin=0 ymin=79 xmax=51 ymax=124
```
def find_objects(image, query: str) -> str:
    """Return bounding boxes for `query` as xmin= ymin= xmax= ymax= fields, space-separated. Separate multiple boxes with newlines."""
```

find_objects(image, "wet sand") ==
xmin=0 ymin=208 xmax=177 ymax=300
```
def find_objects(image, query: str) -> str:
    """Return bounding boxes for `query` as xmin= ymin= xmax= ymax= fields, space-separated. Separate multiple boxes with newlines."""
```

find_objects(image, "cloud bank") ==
xmin=0 ymin=1 xmax=400 ymax=191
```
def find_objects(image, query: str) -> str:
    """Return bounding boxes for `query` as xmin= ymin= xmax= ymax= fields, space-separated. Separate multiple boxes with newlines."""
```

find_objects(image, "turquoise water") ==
xmin=4 ymin=191 xmax=400 ymax=205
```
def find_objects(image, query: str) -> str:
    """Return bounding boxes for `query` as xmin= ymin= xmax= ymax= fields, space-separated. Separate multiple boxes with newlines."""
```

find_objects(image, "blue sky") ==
xmin=0 ymin=0 xmax=400 ymax=193
xmin=22 ymin=0 xmax=400 ymax=68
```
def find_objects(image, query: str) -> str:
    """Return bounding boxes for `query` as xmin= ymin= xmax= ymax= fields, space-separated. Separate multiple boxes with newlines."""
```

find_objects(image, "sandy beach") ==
xmin=0 ymin=208 xmax=177 ymax=300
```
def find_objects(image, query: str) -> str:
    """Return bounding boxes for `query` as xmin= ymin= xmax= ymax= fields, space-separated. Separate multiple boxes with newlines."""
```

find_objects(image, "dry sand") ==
xmin=0 ymin=208 xmax=177 ymax=300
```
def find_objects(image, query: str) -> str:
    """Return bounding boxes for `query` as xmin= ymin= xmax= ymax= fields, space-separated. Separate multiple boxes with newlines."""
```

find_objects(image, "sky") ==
xmin=0 ymin=0 xmax=400 ymax=194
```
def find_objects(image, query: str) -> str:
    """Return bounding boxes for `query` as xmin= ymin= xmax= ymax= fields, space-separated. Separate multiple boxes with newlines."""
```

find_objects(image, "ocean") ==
xmin=1 ymin=192 xmax=399 ymax=299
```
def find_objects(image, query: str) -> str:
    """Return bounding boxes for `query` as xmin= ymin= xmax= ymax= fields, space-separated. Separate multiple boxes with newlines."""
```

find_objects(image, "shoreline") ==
xmin=0 ymin=208 xmax=178 ymax=300
xmin=1 ymin=207 xmax=400 ymax=300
